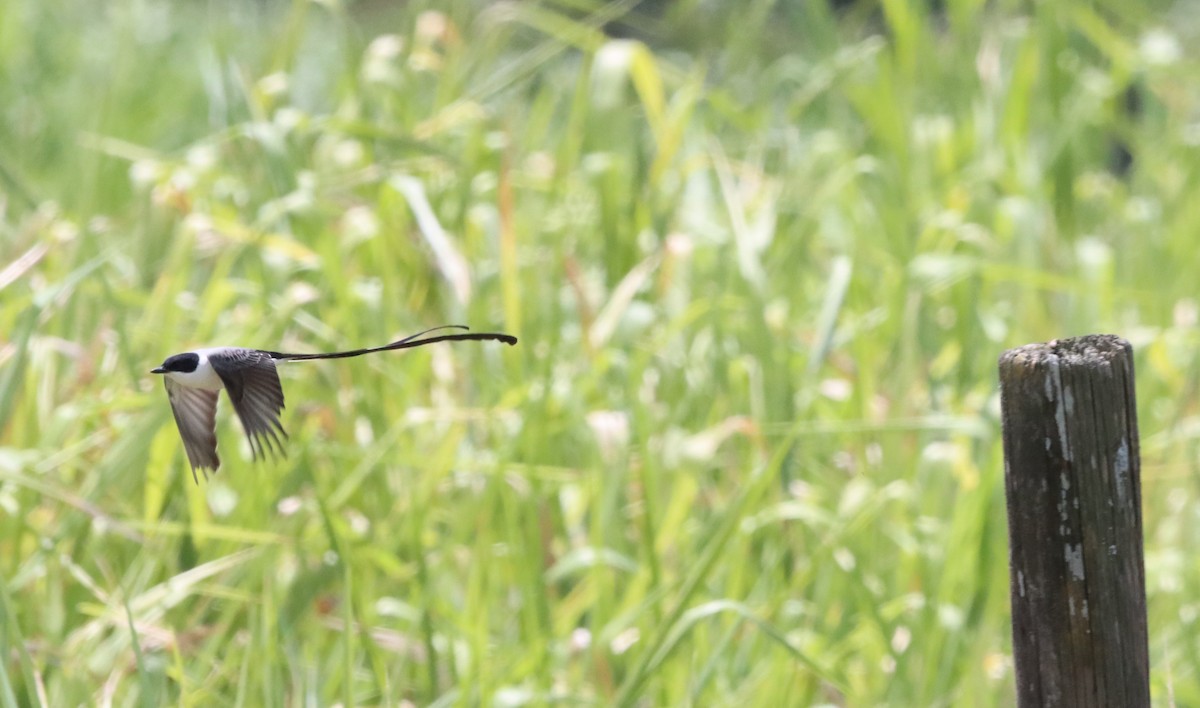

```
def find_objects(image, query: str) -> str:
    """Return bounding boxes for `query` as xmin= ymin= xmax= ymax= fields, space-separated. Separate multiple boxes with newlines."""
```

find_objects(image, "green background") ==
xmin=1 ymin=0 xmax=1197 ymax=704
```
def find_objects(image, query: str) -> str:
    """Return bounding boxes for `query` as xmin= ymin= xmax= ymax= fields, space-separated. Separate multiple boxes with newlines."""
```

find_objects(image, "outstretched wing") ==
xmin=208 ymin=349 xmax=288 ymax=461
xmin=164 ymin=378 xmax=220 ymax=481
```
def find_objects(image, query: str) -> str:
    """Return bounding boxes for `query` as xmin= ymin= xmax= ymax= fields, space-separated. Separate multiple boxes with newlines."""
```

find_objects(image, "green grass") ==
xmin=1 ymin=0 xmax=1198 ymax=704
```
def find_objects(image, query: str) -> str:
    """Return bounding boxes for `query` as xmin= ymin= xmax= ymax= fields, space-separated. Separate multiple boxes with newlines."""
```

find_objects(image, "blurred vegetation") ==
xmin=2 ymin=0 xmax=1200 ymax=704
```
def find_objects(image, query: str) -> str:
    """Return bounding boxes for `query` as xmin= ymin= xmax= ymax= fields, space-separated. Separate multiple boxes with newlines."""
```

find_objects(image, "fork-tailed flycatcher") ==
xmin=151 ymin=325 xmax=517 ymax=482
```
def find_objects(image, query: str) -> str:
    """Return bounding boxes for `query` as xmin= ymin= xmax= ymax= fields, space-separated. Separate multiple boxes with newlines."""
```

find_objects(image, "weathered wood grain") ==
xmin=998 ymin=335 xmax=1149 ymax=707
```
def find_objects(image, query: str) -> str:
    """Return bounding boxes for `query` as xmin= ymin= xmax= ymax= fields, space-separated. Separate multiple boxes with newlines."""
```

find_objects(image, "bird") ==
xmin=151 ymin=325 xmax=517 ymax=482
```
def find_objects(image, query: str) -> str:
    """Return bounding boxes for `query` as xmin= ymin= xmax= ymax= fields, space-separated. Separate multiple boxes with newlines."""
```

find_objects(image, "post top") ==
xmin=999 ymin=334 xmax=1131 ymax=370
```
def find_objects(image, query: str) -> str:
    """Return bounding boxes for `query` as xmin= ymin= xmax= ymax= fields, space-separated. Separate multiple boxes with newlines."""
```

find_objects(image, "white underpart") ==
xmin=164 ymin=349 xmax=228 ymax=391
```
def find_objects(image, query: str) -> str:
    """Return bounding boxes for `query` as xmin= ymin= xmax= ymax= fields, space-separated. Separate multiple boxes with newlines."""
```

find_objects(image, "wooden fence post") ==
xmin=998 ymin=335 xmax=1150 ymax=707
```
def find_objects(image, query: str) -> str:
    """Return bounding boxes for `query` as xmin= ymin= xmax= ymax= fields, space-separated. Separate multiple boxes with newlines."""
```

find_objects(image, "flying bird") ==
xmin=151 ymin=325 xmax=517 ymax=481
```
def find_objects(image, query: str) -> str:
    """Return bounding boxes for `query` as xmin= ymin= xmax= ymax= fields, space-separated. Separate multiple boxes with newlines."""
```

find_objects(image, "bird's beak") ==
xmin=151 ymin=367 xmax=166 ymax=374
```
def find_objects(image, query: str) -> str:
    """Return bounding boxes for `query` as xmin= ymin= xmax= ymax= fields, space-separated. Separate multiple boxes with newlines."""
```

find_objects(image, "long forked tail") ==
xmin=263 ymin=325 xmax=518 ymax=362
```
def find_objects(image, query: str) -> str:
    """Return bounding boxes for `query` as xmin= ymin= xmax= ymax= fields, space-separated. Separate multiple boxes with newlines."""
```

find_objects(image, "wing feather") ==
xmin=209 ymin=350 xmax=288 ymax=461
xmin=164 ymin=378 xmax=220 ymax=481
